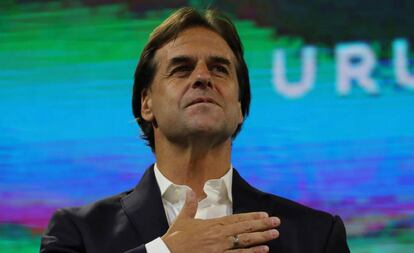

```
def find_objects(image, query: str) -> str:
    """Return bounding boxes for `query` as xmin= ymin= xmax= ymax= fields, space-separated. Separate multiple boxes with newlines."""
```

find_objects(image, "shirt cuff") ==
xmin=145 ymin=237 xmax=171 ymax=253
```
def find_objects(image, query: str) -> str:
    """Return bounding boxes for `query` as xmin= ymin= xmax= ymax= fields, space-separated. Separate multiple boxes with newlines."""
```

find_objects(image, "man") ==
xmin=40 ymin=7 xmax=350 ymax=253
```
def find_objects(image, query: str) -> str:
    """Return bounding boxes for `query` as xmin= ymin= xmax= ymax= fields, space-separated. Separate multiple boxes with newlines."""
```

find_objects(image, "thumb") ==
xmin=177 ymin=189 xmax=198 ymax=219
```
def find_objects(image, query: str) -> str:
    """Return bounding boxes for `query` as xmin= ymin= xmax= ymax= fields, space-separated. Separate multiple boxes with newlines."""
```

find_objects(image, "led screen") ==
xmin=0 ymin=2 xmax=413 ymax=253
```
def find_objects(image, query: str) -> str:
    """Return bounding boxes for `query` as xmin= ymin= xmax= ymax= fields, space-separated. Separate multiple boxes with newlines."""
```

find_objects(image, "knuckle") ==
xmin=213 ymin=219 xmax=227 ymax=227
xmin=233 ymin=215 xmax=242 ymax=223
xmin=240 ymin=235 xmax=253 ymax=245
xmin=244 ymin=223 xmax=254 ymax=232
xmin=253 ymin=212 xmax=262 ymax=219
xmin=218 ymin=221 xmax=227 ymax=227
xmin=208 ymin=223 xmax=225 ymax=235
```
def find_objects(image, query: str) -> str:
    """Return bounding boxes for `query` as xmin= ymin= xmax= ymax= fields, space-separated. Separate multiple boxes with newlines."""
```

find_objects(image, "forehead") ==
xmin=154 ymin=26 xmax=236 ymax=64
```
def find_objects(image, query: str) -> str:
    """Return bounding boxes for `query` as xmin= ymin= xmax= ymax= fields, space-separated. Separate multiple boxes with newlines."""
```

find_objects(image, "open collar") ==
xmin=120 ymin=165 xmax=263 ymax=243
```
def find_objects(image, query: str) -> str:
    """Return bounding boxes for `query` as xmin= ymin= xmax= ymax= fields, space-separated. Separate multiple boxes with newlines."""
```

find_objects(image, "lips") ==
xmin=186 ymin=97 xmax=219 ymax=107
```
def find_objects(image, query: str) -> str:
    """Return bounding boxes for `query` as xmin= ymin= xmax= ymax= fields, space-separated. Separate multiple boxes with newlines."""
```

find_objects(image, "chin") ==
xmin=188 ymin=122 xmax=235 ymax=140
xmin=183 ymin=113 xmax=237 ymax=137
xmin=189 ymin=123 xmax=220 ymax=134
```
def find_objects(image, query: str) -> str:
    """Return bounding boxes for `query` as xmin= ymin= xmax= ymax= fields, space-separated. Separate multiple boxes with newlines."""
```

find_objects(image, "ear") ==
xmin=141 ymin=88 xmax=154 ymax=122
xmin=237 ymin=101 xmax=244 ymax=124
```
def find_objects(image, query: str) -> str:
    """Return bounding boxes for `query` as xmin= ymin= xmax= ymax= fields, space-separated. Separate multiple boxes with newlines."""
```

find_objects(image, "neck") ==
xmin=154 ymin=137 xmax=232 ymax=199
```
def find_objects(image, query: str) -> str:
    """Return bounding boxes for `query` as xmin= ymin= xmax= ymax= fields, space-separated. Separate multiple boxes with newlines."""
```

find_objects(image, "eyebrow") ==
xmin=209 ymin=56 xmax=231 ymax=67
xmin=166 ymin=56 xmax=195 ymax=72
xmin=166 ymin=55 xmax=232 ymax=71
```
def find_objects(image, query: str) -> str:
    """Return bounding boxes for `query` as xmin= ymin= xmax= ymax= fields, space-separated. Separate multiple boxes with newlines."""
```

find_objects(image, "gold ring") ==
xmin=232 ymin=234 xmax=240 ymax=248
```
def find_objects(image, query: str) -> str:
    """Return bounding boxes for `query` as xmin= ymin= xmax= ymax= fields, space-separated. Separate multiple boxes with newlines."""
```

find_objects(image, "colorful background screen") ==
xmin=1 ymin=1 xmax=413 ymax=252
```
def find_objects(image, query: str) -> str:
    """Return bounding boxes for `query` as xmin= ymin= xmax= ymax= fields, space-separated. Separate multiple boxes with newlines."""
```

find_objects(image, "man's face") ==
xmin=141 ymin=26 xmax=243 ymax=146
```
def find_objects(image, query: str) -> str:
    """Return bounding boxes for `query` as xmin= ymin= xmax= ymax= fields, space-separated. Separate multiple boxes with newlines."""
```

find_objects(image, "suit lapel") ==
xmin=121 ymin=165 xmax=169 ymax=243
xmin=120 ymin=166 xmax=281 ymax=251
xmin=232 ymin=169 xmax=266 ymax=214
xmin=232 ymin=169 xmax=283 ymax=253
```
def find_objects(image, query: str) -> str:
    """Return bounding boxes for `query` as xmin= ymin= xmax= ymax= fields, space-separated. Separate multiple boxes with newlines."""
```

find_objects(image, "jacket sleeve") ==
xmin=324 ymin=215 xmax=350 ymax=253
xmin=40 ymin=209 xmax=147 ymax=253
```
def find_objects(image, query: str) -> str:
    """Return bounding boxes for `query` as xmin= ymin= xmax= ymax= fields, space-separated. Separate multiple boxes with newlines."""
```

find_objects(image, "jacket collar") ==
xmin=232 ymin=169 xmax=266 ymax=214
xmin=121 ymin=165 xmax=169 ymax=243
xmin=120 ymin=165 xmax=265 ymax=243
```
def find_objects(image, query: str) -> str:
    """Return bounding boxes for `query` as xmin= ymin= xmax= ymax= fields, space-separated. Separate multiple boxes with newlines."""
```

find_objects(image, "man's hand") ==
xmin=161 ymin=190 xmax=280 ymax=253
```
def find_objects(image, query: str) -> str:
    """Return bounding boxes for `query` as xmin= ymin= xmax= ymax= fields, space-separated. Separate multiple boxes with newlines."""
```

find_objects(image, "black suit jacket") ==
xmin=40 ymin=166 xmax=350 ymax=253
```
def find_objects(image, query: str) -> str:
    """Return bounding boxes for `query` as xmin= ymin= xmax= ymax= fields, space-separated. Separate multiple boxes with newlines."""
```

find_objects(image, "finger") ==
xmin=224 ymin=217 xmax=280 ymax=236
xmin=230 ymin=229 xmax=279 ymax=248
xmin=210 ymin=212 xmax=269 ymax=225
xmin=225 ymin=245 xmax=269 ymax=253
xmin=176 ymin=189 xmax=198 ymax=219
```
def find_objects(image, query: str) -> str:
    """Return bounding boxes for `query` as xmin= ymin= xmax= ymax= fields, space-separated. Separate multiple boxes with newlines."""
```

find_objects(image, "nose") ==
xmin=192 ymin=62 xmax=212 ymax=89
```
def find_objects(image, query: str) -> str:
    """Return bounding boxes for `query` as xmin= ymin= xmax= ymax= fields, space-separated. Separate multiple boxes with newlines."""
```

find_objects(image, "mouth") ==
xmin=186 ymin=97 xmax=219 ymax=107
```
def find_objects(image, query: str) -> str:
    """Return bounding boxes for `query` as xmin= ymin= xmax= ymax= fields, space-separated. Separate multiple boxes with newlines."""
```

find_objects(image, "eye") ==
xmin=170 ymin=65 xmax=193 ymax=77
xmin=211 ymin=65 xmax=229 ymax=75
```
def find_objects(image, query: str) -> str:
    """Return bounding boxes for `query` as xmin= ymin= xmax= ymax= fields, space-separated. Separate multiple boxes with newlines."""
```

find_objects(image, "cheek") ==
xmin=152 ymin=89 xmax=182 ymax=118
xmin=225 ymin=88 xmax=243 ymax=123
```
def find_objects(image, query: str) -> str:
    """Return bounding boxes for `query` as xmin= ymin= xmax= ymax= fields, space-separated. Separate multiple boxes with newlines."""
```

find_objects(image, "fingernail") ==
xmin=270 ymin=217 xmax=280 ymax=226
xmin=269 ymin=229 xmax=278 ymax=237
xmin=261 ymin=245 xmax=269 ymax=252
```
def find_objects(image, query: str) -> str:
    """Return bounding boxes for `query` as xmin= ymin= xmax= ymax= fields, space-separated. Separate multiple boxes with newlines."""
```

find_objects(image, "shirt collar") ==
xmin=153 ymin=163 xmax=233 ymax=203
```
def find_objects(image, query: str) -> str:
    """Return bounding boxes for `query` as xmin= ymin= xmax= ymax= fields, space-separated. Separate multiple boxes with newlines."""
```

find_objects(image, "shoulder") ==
xmin=43 ymin=189 xmax=136 ymax=245
xmin=237 ymin=176 xmax=339 ymax=229
xmin=244 ymin=185 xmax=349 ymax=252
xmin=261 ymin=190 xmax=334 ymax=222
xmin=41 ymin=189 xmax=148 ymax=252
xmin=55 ymin=189 xmax=133 ymax=224
xmin=233 ymin=172 xmax=335 ymax=223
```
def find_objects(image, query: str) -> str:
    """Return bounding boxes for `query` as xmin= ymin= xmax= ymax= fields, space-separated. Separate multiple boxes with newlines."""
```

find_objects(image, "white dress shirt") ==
xmin=145 ymin=164 xmax=233 ymax=253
